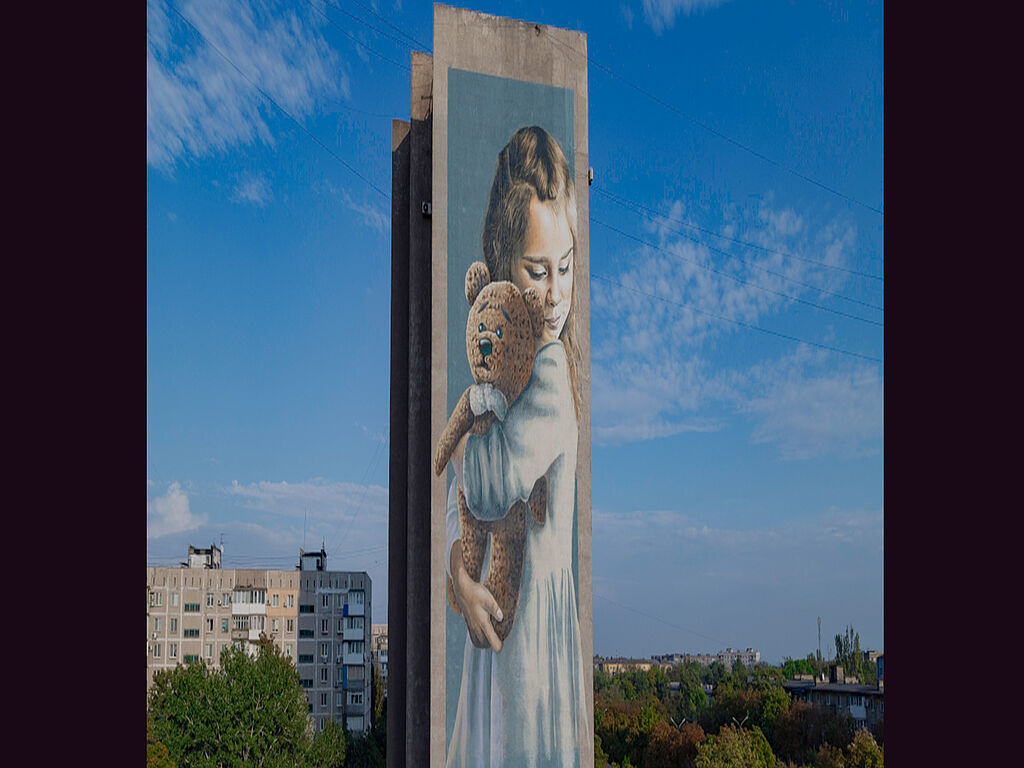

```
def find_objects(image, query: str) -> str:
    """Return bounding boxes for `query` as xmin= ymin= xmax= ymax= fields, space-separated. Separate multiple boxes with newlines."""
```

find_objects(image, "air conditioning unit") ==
xmin=151 ymin=632 xmax=158 ymax=639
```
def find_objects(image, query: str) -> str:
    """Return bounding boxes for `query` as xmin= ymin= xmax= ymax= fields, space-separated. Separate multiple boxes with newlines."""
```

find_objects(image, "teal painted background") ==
xmin=444 ymin=67 xmax=575 ymax=751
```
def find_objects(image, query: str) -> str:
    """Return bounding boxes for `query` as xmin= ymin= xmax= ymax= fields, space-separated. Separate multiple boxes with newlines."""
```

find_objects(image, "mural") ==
xmin=438 ymin=68 xmax=589 ymax=767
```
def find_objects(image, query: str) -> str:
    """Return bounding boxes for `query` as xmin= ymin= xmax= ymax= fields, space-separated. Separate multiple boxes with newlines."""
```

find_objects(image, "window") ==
xmin=273 ymin=618 xmax=280 ymax=633
xmin=205 ymin=644 xmax=213 ymax=658
xmin=169 ymin=644 xmax=178 ymax=659
xmin=337 ymin=693 xmax=345 ymax=707
xmin=154 ymin=617 xmax=162 ymax=632
xmin=206 ymin=619 xmax=214 ymax=632
xmin=337 ymin=619 xmax=344 ymax=634
xmin=300 ymin=629 xmax=314 ymax=638
xmin=222 ymin=593 xmax=230 ymax=605
xmin=349 ymin=665 xmax=364 ymax=680
xmin=321 ymin=643 xmax=330 ymax=658
xmin=287 ymin=595 xmax=294 ymax=608
xmin=184 ymin=603 xmax=200 ymax=612
xmin=350 ymin=591 xmax=364 ymax=605
xmin=170 ymin=592 xmax=178 ymax=606
xmin=347 ymin=641 xmax=364 ymax=654
xmin=300 ymin=605 xmax=314 ymax=614
xmin=286 ymin=644 xmax=293 ymax=658
xmin=184 ymin=654 xmax=199 ymax=663
xmin=153 ymin=592 xmax=163 ymax=606
xmin=234 ymin=616 xmax=249 ymax=631
xmin=321 ymin=693 xmax=328 ymax=706
xmin=320 ymin=667 xmax=328 ymax=682
xmin=322 ymin=594 xmax=331 ymax=608
xmin=273 ymin=593 xmax=279 ymax=608
xmin=184 ymin=628 xmax=200 ymax=638
xmin=299 ymin=654 xmax=314 ymax=664
xmin=152 ymin=644 xmax=162 ymax=658
xmin=321 ymin=619 xmax=329 ymax=634
xmin=349 ymin=692 xmax=363 ymax=706
xmin=300 ymin=679 xmax=312 ymax=689
xmin=221 ymin=618 xmax=229 ymax=633
xmin=348 ymin=617 xmax=364 ymax=629
xmin=287 ymin=619 xmax=294 ymax=632
xmin=206 ymin=593 xmax=214 ymax=607
xmin=170 ymin=618 xmax=177 ymax=633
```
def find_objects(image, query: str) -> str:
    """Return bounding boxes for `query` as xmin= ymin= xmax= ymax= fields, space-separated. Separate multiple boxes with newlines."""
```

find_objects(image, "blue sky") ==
xmin=147 ymin=0 xmax=883 ymax=665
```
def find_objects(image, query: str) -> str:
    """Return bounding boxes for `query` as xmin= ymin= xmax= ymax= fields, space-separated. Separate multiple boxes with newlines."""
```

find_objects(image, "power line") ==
xmin=305 ymin=0 xmax=411 ymax=71
xmin=593 ymin=218 xmax=883 ymax=327
xmin=595 ymin=591 xmax=729 ymax=647
xmin=344 ymin=0 xmax=431 ymax=52
xmin=589 ymin=273 xmax=882 ymax=364
xmin=167 ymin=2 xmax=391 ymax=200
xmin=541 ymin=28 xmax=883 ymax=216
xmin=321 ymin=0 xmax=421 ymax=53
xmin=596 ymin=191 xmax=884 ymax=313
xmin=595 ymin=187 xmax=884 ymax=283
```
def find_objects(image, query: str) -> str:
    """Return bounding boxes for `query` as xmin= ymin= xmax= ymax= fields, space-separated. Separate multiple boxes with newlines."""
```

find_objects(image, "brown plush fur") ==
xmin=434 ymin=261 xmax=548 ymax=643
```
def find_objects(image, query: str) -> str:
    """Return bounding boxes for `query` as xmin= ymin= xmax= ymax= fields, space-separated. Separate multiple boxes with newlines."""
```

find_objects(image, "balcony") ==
xmin=343 ymin=627 xmax=363 ymax=641
xmin=346 ymin=602 xmax=364 ymax=617
xmin=344 ymin=653 xmax=364 ymax=666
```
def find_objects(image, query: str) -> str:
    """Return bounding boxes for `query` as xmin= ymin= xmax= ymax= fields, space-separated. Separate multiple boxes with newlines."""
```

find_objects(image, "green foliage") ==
xmin=643 ymin=720 xmax=705 ymax=768
xmin=833 ymin=626 xmax=864 ymax=681
xmin=770 ymin=700 xmax=856 ymax=766
xmin=695 ymin=724 xmax=776 ymax=768
xmin=781 ymin=658 xmax=816 ymax=679
xmin=845 ymin=729 xmax=882 ymax=768
xmin=147 ymin=713 xmax=176 ymax=768
xmin=345 ymin=731 xmax=384 ymax=768
xmin=306 ymin=720 xmax=348 ymax=768
xmin=148 ymin=639 xmax=346 ymax=768
xmin=595 ymin=732 xmax=610 ymax=767
xmin=814 ymin=743 xmax=845 ymax=768
xmin=593 ymin=691 xmax=666 ymax=768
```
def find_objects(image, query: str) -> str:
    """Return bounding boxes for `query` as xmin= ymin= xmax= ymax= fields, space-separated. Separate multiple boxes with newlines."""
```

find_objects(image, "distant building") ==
xmin=146 ymin=545 xmax=372 ymax=734
xmin=371 ymin=624 xmax=388 ymax=692
xmin=652 ymin=647 xmax=761 ymax=669
xmin=594 ymin=656 xmax=655 ymax=675
xmin=783 ymin=669 xmax=884 ymax=731
xmin=296 ymin=547 xmax=373 ymax=734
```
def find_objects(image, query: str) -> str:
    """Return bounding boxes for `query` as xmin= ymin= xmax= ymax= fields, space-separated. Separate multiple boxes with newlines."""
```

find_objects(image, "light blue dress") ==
xmin=446 ymin=341 xmax=589 ymax=768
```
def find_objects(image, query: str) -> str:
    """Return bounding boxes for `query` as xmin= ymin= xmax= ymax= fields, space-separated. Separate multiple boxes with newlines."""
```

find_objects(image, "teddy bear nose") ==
xmin=479 ymin=338 xmax=492 ymax=358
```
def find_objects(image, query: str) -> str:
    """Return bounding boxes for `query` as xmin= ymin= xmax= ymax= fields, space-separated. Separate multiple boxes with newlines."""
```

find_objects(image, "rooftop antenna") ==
xmin=817 ymin=616 xmax=822 ymax=679
xmin=304 ymin=507 xmax=307 ymax=551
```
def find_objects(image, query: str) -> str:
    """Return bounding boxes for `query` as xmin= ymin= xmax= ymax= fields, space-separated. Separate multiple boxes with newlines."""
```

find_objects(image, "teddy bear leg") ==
xmin=528 ymin=475 xmax=547 ymax=525
xmin=484 ymin=499 xmax=527 ymax=642
xmin=457 ymin=484 xmax=488 ymax=583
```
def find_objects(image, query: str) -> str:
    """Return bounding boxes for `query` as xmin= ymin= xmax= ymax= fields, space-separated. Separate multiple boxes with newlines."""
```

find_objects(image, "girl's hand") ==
xmin=450 ymin=539 xmax=503 ymax=652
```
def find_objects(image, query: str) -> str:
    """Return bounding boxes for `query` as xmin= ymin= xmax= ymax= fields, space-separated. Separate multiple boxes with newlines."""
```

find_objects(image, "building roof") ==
xmin=783 ymin=680 xmax=883 ymax=696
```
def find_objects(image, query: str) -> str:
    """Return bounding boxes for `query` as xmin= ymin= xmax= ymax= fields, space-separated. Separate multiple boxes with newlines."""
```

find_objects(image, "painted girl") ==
xmin=445 ymin=126 xmax=589 ymax=767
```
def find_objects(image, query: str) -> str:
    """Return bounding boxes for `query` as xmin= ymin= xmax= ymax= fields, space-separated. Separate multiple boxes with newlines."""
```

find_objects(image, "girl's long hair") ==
xmin=481 ymin=126 xmax=582 ymax=423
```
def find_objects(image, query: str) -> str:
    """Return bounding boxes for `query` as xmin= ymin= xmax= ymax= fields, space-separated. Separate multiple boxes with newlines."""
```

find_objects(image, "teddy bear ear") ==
xmin=522 ymin=287 xmax=545 ymax=338
xmin=465 ymin=262 xmax=490 ymax=305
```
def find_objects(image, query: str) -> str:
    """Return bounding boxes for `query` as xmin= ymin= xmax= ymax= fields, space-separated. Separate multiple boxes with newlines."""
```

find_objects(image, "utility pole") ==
xmin=817 ymin=616 xmax=822 ymax=680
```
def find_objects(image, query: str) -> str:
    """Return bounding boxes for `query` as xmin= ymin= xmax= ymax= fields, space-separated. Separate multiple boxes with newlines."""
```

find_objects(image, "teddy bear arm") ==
xmin=484 ymin=499 xmax=528 ymax=642
xmin=528 ymin=475 xmax=547 ymax=525
xmin=433 ymin=388 xmax=475 ymax=477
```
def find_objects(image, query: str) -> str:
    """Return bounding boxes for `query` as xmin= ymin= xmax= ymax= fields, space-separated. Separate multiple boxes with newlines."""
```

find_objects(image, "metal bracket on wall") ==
xmin=421 ymin=202 xmax=432 ymax=217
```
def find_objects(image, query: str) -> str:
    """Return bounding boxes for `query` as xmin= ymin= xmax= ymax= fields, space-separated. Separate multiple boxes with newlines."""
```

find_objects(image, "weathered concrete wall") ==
xmin=387 ymin=117 xmax=410 ymax=768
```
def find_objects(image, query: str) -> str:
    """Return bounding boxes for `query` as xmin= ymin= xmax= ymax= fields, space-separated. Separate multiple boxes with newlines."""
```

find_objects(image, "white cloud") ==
xmin=148 ymin=481 xmax=204 ymax=538
xmin=231 ymin=172 xmax=273 ymax=206
xmin=147 ymin=0 xmax=350 ymax=170
xmin=227 ymin=477 xmax=387 ymax=523
xmin=591 ymin=196 xmax=871 ymax=454
xmin=723 ymin=345 xmax=883 ymax=459
xmin=642 ymin=0 xmax=732 ymax=34
xmin=620 ymin=4 xmax=635 ymax=29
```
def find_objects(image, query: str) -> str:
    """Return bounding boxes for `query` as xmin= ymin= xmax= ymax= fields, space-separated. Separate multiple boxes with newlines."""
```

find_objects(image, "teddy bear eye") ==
xmin=496 ymin=327 xmax=503 ymax=338
xmin=478 ymin=323 xmax=485 ymax=332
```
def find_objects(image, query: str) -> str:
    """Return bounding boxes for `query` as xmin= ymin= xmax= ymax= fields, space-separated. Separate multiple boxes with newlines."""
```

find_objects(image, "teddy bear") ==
xmin=433 ymin=260 xmax=548 ymax=644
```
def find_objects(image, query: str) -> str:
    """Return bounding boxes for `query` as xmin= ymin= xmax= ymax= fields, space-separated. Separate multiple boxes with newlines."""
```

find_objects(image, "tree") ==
xmin=643 ymin=720 xmax=705 ymax=768
xmin=845 ymin=729 xmax=882 ymax=768
xmin=306 ymin=720 xmax=348 ymax=768
xmin=695 ymin=724 xmax=776 ymax=768
xmin=814 ymin=743 xmax=845 ymax=768
xmin=345 ymin=731 xmax=384 ymax=768
xmin=149 ymin=638 xmax=345 ymax=768
xmin=147 ymin=713 xmax=176 ymax=768
xmin=833 ymin=626 xmax=863 ymax=680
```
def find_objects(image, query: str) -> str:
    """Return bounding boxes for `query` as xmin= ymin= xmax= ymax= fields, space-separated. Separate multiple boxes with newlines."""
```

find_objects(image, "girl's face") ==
xmin=513 ymin=195 xmax=574 ymax=346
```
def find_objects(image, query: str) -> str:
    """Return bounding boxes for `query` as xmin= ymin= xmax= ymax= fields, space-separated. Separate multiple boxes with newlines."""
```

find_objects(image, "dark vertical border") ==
xmin=406 ymin=51 xmax=434 ymax=768
xmin=387 ymin=119 xmax=410 ymax=768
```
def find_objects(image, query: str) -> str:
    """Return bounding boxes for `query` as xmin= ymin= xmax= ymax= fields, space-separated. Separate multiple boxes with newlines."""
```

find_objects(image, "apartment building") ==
xmin=296 ymin=548 xmax=373 ymax=734
xmin=371 ymin=624 xmax=388 ymax=692
xmin=652 ymin=647 xmax=762 ymax=669
xmin=783 ymin=665 xmax=884 ymax=732
xmin=146 ymin=545 xmax=372 ymax=734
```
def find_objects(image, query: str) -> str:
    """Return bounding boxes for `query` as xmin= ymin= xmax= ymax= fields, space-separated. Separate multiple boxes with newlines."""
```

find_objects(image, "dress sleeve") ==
xmin=462 ymin=342 xmax=570 ymax=519
xmin=445 ymin=473 xmax=460 ymax=580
